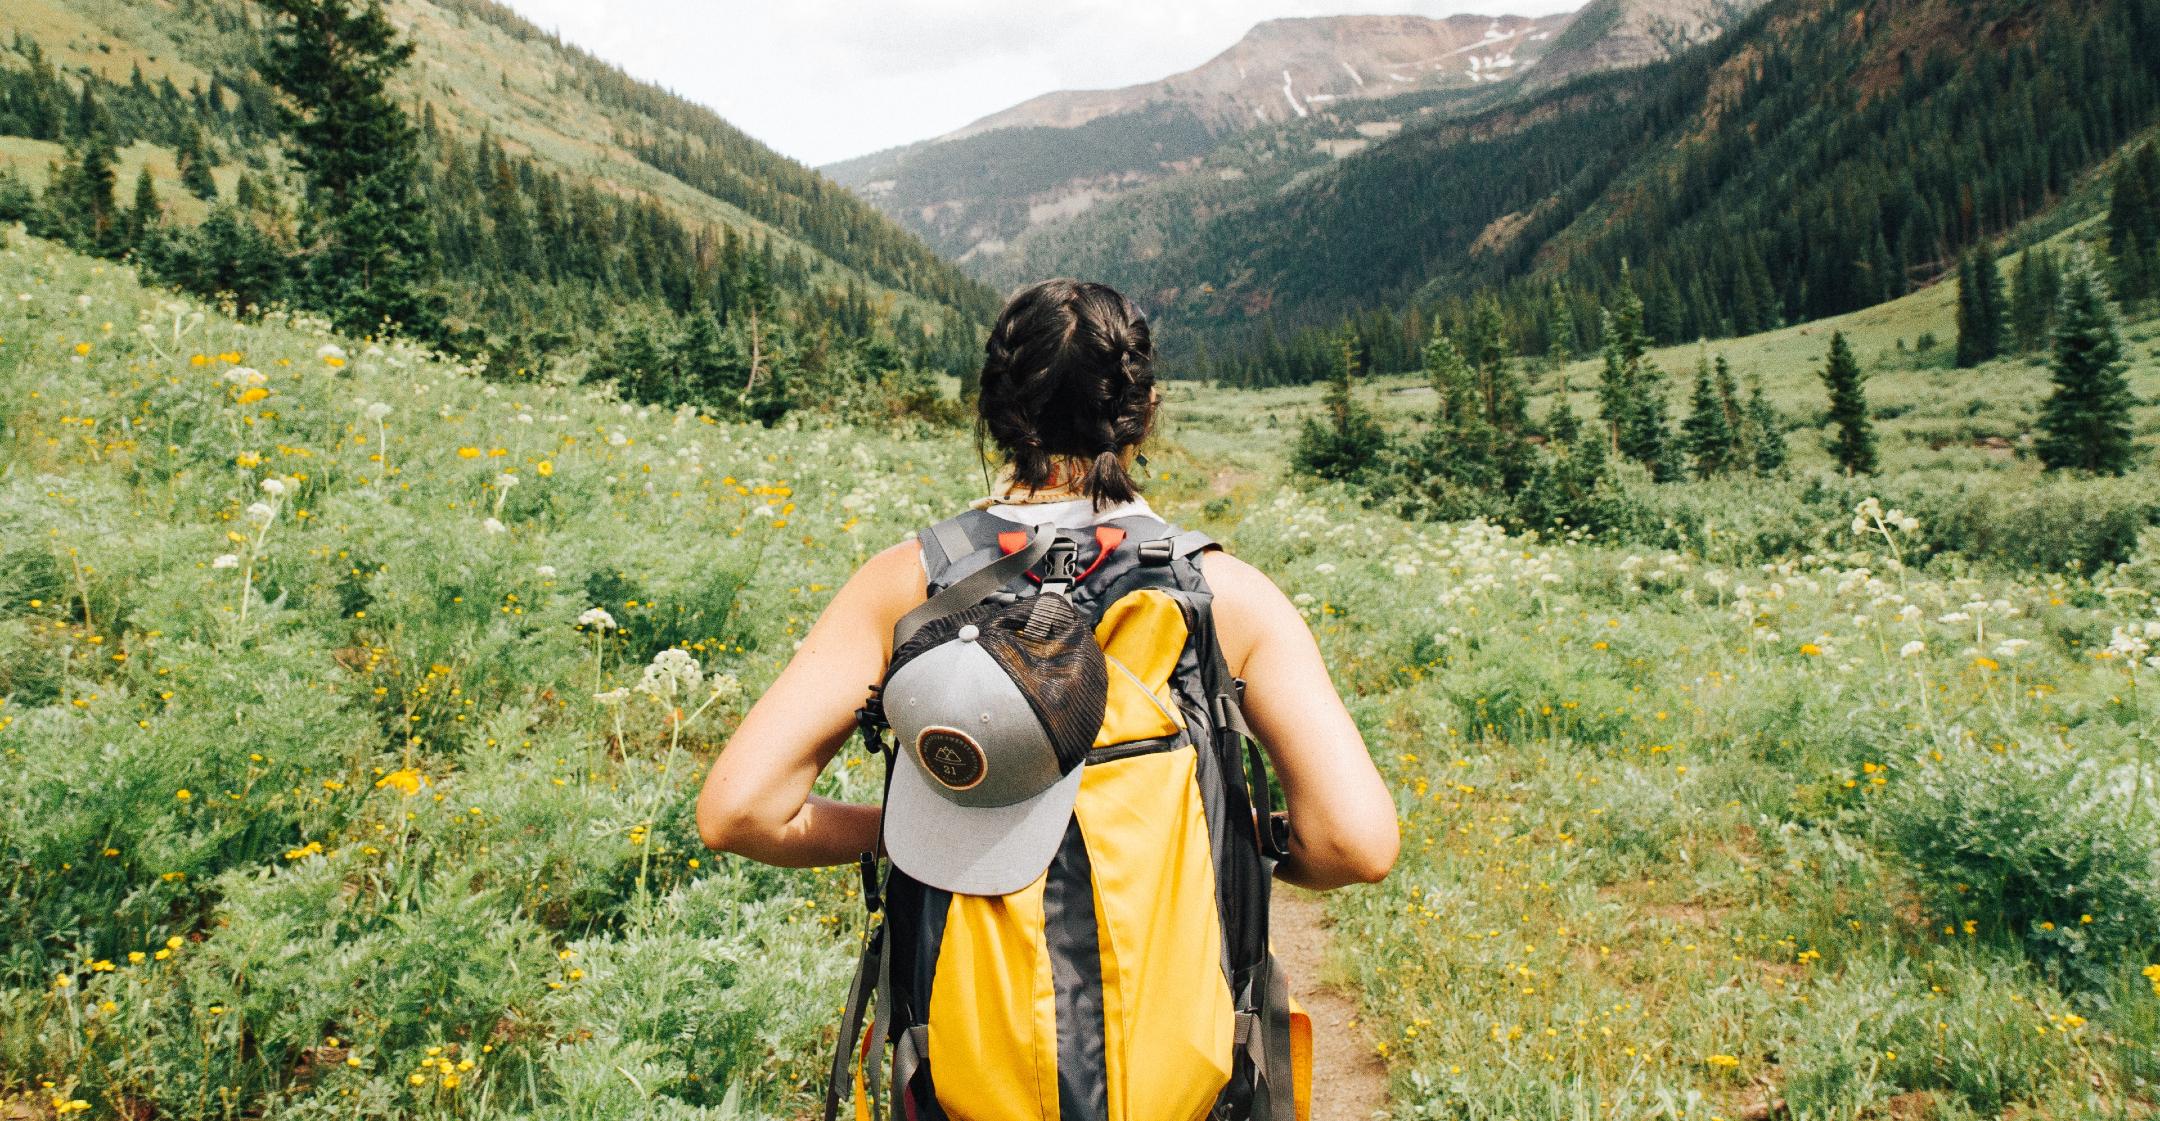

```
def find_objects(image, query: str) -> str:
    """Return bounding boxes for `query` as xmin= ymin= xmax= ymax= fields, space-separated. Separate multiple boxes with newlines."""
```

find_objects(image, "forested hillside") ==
xmin=0 ymin=0 xmax=996 ymax=411
xmin=1080 ymin=0 xmax=2160 ymax=382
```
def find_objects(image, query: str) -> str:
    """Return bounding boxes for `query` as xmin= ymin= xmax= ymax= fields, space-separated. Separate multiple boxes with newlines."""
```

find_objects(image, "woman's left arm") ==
xmin=695 ymin=541 xmax=924 ymax=866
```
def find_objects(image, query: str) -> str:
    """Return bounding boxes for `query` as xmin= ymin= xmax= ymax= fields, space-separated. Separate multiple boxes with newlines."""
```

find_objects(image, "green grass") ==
xmin=3 ymin=230 xmax=2158 ymax=1119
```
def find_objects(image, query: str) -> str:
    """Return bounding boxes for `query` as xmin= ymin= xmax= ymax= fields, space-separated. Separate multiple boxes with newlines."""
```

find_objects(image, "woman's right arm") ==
xmin=1202 ymin=551 xmax=1399 ymax=890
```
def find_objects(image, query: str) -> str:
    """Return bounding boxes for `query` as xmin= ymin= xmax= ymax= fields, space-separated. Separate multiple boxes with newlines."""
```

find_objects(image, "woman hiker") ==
xmin=698 ymin=279 xmax=1397 ymax=1121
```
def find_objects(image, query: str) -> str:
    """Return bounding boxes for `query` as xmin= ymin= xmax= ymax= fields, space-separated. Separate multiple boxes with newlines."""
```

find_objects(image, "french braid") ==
xmin=977 ymin=279 xmax=1157 ymax=509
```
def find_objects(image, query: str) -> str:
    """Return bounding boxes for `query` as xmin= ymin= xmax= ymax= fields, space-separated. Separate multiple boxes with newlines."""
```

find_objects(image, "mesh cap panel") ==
xmin=887 ymin=593 xmax=1106 ymax=775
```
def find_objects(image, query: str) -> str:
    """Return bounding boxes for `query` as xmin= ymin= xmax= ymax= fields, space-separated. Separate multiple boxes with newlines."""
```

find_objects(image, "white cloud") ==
xmin=496 ymin=0 xmax=1583 ymax=166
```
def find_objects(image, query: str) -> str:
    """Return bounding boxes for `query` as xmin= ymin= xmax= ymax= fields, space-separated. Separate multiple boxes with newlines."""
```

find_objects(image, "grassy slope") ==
xmin=0 ymin=0 xmax=978 ymax=328
xmin=1151 ymin=268 xmax=2160 ymax=1119
xmin=1169 ymin=231 xmax=2160 ymax=490
xmin=0 ymin=231 xmax=970 ymax=1116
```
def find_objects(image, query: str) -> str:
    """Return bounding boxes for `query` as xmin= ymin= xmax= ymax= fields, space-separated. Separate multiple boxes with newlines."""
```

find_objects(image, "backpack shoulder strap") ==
xmin=894 ymin=522 xmax=1052 ymax=650
xmin=917 ymin=509 xmax=1004 ymax=588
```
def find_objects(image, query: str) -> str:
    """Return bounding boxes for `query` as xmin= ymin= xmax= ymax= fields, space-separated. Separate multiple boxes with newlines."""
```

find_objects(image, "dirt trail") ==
xmin=1272 ymin=888 xmax=1390 ymax=1121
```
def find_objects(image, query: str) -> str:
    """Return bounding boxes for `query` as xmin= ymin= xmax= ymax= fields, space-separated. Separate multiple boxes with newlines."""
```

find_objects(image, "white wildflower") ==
xmin=636 ymin=648 xmax=702 ymax=701
xmin=364 ymin=401 xmax=392 ymax=421
xmin=1900 ymin=640 xmax=1926 ymax=658
xmin=593 ymin=688 xmax=630 ymax=707
xmin=496 ymin=472 xmax=519 ymax=489
xmin=577 ymin=607 xmax=618 ymax=631
xmin=260 ymin=477 xmax=287 ymax=497
xmin=316 ymin=343 xmax=347 ymax=361
xmin=245 ymin=502 xmax=275 ymax=524
xmin=536 ymin=565 xmax=558 ymax=578
xmin=212 ymin=553 xmax=240 ymax=569
xmin=481 ymin=517 xmax=506 ymax=535
xmin=1993 ymin=638 xmax=2031 ymax=658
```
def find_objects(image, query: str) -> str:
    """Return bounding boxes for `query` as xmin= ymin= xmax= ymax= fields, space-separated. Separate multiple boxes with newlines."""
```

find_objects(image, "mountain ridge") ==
xmin=822 ymin=10 xmax=1581 ymax=267
xmin=932 ymin=13 xmax=1572 ymax=143
xmin=824 ymin=1 xmax=1772 ymax=286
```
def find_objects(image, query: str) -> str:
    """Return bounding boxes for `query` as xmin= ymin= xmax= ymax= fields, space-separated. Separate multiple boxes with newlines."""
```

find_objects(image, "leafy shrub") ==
xmin=1876 ymin=743 xmax=2160 ymax=993
xmin=1778 ymin=955 xmax=2085 ymax=1119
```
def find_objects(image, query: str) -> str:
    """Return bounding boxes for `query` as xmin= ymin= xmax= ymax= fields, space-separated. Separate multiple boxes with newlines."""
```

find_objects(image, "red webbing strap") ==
xmin=1076 ymin=525 xmax=1126 ymax=582
xmin=1001 ymin=525 xmax=1125 ymax=584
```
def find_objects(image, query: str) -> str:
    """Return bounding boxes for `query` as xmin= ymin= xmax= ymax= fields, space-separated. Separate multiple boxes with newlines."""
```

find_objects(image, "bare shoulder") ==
xmin=854 ymin=538 xmax=927 ymax=608
xmin=1199 ymin=548 xmax=1278 ymax=599
xmin=812 ymin=538 xmax=925 ymax=641
xmin=1200 ymin=549 xmax=1303 ymax=674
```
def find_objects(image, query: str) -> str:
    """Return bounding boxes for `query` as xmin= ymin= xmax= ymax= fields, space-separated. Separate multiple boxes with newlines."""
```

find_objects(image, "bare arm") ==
xmin=695 ymin=541 xmax=925 ymax=866
xmin=1204 ymin=551 xmax=1399 ymax=890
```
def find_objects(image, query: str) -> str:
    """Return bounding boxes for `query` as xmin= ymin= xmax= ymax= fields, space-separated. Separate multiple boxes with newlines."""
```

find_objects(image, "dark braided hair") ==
xmin=978 ymin=279 xmax=1157 ymax=509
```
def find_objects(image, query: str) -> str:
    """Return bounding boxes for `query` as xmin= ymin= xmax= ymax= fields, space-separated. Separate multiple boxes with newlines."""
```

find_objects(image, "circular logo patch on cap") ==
xmin=916 ymin=727 xmax=988 ymax=792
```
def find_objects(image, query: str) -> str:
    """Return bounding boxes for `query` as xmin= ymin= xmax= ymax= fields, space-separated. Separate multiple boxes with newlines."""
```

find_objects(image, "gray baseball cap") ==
xmin=881 ymin=595 xmax=1107 ymax=895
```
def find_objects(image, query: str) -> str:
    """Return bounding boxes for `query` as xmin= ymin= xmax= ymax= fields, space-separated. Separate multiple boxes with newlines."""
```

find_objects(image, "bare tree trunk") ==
xmin=744 ymin=309 xmax=763 ymax=394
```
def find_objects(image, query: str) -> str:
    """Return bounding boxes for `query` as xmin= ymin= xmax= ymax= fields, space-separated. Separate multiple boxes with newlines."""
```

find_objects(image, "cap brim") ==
xmin=883 ymin=747 xmax=1085 ymax=896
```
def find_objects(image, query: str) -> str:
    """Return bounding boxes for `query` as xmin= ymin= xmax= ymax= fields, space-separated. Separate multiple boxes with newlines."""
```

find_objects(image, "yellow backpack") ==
xmin=827 ymin=512 xmax=1310 ymax=1121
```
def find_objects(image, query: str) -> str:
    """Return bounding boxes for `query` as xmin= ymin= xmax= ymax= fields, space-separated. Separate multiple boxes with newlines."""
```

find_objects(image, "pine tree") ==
xmin=1976 ymin=248 xmax=2008 ymax=360
xmin=1622 ymin=364 xmax=1676 ymax=482
xmin=2108 ymin=148 xmax=2160 ymax=305
xmin=1681 ymin=352 xmax=1737 ymax=479
xmin=1544 ymin=281 xmax=1575 ymax=373
xmin=257 ymin=0 xmax=443 ymax=340
xmin=0 ymin=168 xmax=34 ymax=224
xmin=1819 ymin=331 xmax=1877 ymax=475
xmin=126 ymin=166 xmax=159 ymax=245
xmin=1744 ymin=379 xmax=1786 ymax=476
xmin=2036 ymin=254 xmax=2138 ymax=475
xmin=1546 ymin=374 xmax=1582 ymax=446
xmin=1712 ymin=354 xmax=1742 ymax=433
xmin=47 ymin=136 xmax=122 ymax=255
xmin=1593 ymin=273 xmax=1674 ymax=480
xmin=673 ymin=305 xmax=739 ymax=408
xmin=1956 ymin=250 xmax=2006 ymax=367
xmin=177 ymin=125 xmax=219 ymax=201
xmin=1595 ymin=274 xmax=1646 ymax=452
xmin=1293 ymin=334 xmax=1388 ymax=481
xmin=1426 ymin=331 xmax=1480 ymax=429
xmin=2009 ymin=247 xmax=2060 ymax=353
xmin=1465 ymin=295 xmax=1525 ymax=431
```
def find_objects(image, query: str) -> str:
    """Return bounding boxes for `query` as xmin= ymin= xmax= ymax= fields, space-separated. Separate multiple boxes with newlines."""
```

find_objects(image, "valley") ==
xmin=4 ymin=0 xmax=2160 ymax=1117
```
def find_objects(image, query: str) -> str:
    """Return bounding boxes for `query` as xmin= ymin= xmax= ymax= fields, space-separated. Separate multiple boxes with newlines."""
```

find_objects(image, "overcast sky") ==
xmin=496 ymin=0 xmax=1583 ymax=167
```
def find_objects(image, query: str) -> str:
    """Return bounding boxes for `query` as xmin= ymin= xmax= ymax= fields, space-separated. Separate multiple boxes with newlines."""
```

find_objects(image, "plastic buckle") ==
xmin=1137 ymin=538 xmax=1174 ymax=565
xmin=858 ymin=852 xmax=883 ymax=915
xmin=1045 ymin=539 xmax=1079 ymax=581
xmin=1040 ymin=539 xmax=1080 ymax=594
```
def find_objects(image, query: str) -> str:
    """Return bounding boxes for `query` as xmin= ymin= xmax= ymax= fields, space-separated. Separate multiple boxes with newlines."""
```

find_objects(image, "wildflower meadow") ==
xmin=4 ymin=228 xmax=2160 ymax=1119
